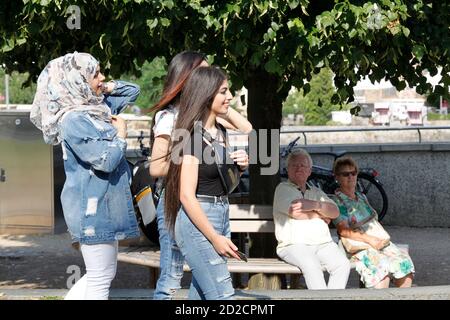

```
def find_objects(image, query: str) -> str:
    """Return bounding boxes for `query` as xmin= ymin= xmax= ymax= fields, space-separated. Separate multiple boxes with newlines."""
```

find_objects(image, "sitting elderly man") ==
xmin=273 ymin=149 xmax=350 ymax=289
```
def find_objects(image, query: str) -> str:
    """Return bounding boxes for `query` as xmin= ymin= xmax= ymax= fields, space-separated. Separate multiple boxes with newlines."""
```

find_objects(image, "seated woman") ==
xmin=332 ymin=157 xmax=415 ymax=289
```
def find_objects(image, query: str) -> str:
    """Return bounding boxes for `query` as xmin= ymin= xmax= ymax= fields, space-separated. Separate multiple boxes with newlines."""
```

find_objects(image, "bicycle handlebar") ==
xmin=281 ymin=136 xmax=300 ymax=157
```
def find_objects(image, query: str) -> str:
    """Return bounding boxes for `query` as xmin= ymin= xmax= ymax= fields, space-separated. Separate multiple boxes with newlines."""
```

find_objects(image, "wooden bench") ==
xmin=118 ymin=204 xmax=408 ymax=289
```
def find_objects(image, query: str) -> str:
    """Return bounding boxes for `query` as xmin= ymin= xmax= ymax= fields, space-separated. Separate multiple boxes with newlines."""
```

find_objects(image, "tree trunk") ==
xmin=245 ymin=71 xmax=288 ymax=260
xmin=246 ymin=70 xmax=286 ymax=205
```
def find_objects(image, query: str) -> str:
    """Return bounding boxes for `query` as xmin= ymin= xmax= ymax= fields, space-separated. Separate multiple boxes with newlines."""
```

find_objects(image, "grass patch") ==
xmin=40 ymin=296 xmax=63 ymax=300
xmin=427 ymin=113 xmax=450 ymax=121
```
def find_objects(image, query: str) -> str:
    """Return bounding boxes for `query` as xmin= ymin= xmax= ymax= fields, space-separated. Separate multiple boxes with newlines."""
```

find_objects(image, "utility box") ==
xmin=0 ymin=109 xmax=54 ymax=234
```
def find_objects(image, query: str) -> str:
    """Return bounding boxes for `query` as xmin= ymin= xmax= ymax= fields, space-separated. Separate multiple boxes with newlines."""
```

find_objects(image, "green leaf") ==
xmin=395 ymin=80 xmax=406 ymax=91
xmin=162 ymin=0 xmax=174 ymax=9
xmin=301 ymin=5 xmax=309 ymax=16
xmin=122 ymin=22 xmax=130 ymax=37
xmin=271 ymin=22 xmax=280 ymax=31
xmin=428 ymin=66 xmax=438 ymax=77
xmin=250 ymin=51 xmax=263 ymax=66
xmin=287 ymin=18 xmax=304 ymax=31
xmin=146 ymin=18 xmax=158 ymax=30
xmin=317 ymin=98 xmax=323 ymax=107
xmin=331 ymin=94 xmax=340 ymax=105
xmin=350 ymin=105 xmax=361 ymax=115
xmin=389 ymin=26 xmax=401 ymax=35
xmin=387 ymin=11 xmax=398 ymax=21
xmin=315 ymin=61 xmax=324 ymax=68
xmin=1 ymin=43 xmax=14 ymax=53
xmin=412 ymin=45 xmax=426 ymax=61
xmin=264 ymin=58 xmax=282 ymax=75
xmin=265 ymin=27 xmax=276 ymax=40
xmin=288 ymin=0 xmax=299 ymax=10
xmin=303 ymin=83 xmax=311 ymax=95
xmin=317 ymin=13 xmax=334 ymax=29
xmin=99 ymin=33 xmax=106 ymax=50
xmin=16 ymin=38 xmax=27 ymax=46
xmin=435 ymin=85 xmax=446 ymax=95
xmin=307 ymin=34 xmax=320 ymax=47
xmin=234 ymin=40 xmax=247 ymax=56
xmin=160 ymin=18 xmax=170 ymax=27
xmin=402 ymin=27 xmax=410 ymax=37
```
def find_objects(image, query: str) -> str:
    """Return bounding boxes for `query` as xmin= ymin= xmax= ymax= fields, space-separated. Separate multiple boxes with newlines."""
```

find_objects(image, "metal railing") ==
xmin=279 ymin=126 xmax=450 ymax=144
xmin=128 ymin=126 xmax=450 ymax=145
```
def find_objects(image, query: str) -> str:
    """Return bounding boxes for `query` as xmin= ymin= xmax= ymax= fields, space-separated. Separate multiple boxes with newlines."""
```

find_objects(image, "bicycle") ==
xmin=234 ymin=136 xmax=388 ymax=221
xmin=280 ymin=136 xmax=389 ymax=221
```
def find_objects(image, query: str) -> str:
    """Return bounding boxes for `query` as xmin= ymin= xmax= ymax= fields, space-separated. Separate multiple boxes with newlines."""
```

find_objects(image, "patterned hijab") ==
xmin=30 ymin=51 xmax=111 ymax=145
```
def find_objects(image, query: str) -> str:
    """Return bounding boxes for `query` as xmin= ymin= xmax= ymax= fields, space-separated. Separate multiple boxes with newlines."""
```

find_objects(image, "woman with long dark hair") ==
xmin=164 ymin=66 xmax=249 ymax=300
xmin=149 ymin=52 xmax=252 ymax=300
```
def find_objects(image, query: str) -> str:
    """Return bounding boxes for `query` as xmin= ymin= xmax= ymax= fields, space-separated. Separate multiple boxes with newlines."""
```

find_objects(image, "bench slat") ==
xmin=230 ymin=220 xmax=274 ymax=233
xmin=228 ymin=204 xmax=273 ymax=220
xmin=118 ymin=244 xmax=409 ymax=274
xmin=118 ymin=248 xmax=302 ymax=274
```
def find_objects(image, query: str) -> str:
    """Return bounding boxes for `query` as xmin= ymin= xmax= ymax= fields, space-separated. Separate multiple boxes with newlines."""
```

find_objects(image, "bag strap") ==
xmin=335 ymin=191 xmax=376 ymax=229
xmin=200 ymin=124 xmax=230 ymax=194
xmin=358 ymin=192 xmax=379 ymax=220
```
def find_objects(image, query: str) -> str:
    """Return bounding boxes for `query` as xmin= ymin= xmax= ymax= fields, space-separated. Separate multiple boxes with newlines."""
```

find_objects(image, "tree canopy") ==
xmin=1 ymin=0 xmax=448 ymax=202
xmin=1 ymin=1 xmax=448 ymax=104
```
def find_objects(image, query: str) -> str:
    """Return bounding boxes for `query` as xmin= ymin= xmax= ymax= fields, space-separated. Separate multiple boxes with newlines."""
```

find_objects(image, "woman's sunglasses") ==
xmin=338 ymin=171 xmax=358 ymax=177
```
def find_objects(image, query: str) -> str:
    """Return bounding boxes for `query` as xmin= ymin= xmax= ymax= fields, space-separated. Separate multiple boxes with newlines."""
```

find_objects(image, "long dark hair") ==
xmin=146 ymin=51 xmax=206 ymax=145
xmin=164 ymin=66 xmax=228 ymax=233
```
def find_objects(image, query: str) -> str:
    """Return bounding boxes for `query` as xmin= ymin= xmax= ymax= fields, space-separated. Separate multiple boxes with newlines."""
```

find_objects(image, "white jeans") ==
xmin=278 ymin=241 xmax=351 ymax=290
xmin=65 ymin=241 xmax=118 ymax=300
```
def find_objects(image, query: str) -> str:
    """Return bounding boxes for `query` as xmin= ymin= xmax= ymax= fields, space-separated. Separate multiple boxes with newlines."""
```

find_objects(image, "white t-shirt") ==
xmin=153 ymin=105 xmax=178 ymax=138
xmin=273 ymin=180 xmax=337 ymax=250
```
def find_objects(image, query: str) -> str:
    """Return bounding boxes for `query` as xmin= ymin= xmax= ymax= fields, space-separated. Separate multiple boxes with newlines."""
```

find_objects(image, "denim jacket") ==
xmin=59 ymin=81 xmax=141 ymax=244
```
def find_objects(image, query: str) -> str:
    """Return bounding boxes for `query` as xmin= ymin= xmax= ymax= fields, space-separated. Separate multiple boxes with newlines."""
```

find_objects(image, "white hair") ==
xmin=287 ymin=148 xmax=313 ymax=168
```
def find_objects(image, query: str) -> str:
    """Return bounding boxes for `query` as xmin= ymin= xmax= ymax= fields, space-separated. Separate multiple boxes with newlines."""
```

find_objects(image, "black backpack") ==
xmin=128 ymin=158 xmax=160 ymax=246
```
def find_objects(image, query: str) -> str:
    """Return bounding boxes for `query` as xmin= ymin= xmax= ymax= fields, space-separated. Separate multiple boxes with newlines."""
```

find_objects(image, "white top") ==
xmin=152 ymin=105 xmax=178 ymax=138
xmin=273 ymin=180 xmax=337 ymax=250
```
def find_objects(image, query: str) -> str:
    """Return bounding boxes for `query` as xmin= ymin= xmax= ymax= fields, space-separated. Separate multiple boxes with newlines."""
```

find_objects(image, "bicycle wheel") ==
xmin=357 ymin=173 xmax=388 ymax=221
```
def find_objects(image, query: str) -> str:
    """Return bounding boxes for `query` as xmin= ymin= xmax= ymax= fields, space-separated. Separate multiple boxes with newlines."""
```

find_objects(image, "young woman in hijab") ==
xmin=30 ymin=52 xmax=141 ymax=299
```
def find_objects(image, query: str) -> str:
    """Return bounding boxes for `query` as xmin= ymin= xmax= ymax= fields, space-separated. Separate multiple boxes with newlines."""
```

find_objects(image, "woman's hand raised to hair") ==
xmin=102 ymin=80 xmax=116 ymax=94
xmin=111 ymin=115 xmax=127 ymax=139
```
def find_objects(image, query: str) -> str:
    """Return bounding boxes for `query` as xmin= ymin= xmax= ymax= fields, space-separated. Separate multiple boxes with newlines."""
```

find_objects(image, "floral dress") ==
xmin=332 ymin=191 xmax=415 ymax=288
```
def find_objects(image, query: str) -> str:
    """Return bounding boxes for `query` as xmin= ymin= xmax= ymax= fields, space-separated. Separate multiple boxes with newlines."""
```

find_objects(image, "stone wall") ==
xmin=305 ymin=143 xmax=450 ymax=227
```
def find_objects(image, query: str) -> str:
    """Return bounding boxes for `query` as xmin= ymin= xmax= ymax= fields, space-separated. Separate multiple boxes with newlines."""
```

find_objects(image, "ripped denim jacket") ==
xmin=59 ymin=81 xmax=141 ymax=244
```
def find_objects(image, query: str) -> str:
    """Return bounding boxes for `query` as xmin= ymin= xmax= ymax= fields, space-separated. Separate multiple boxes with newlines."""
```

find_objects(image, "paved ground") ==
xmin=1 ymin=286 xmax=450 ymax=300
xmin=0 ymin=225 xmax=449 ymax=292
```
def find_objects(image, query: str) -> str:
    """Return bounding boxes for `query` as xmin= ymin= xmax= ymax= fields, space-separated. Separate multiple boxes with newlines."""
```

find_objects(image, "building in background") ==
xmin=353 ymin=76 xmax=434 ymax=126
